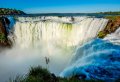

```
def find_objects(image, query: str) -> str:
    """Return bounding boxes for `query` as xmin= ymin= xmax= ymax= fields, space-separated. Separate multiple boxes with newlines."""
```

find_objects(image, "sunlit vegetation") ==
xmin=0 ymin=33 xmax=6 ymax=43
xmin=98 ymin=31 xmax=107 ymax=38
xmin=0 ymin=8 xmax=25 ymax=15
xmin=105 ymin=16 xmax=120 ymax=21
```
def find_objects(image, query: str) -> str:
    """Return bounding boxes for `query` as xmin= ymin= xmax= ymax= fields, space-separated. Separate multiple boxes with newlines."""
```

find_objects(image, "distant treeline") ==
xmin=0 ymin=8 xmax=25 ymax=15
xmin=96 ymin=11 xmax=120 ymax=15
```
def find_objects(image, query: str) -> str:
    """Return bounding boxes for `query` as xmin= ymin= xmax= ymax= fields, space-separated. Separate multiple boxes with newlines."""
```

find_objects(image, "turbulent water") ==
xmin=0 ymin=16 xmax=111 ymax=82
xmin=60 ymin=26 xmax=120 ymax=81
xmin=60 ymin=38 xmax=120 ymax=81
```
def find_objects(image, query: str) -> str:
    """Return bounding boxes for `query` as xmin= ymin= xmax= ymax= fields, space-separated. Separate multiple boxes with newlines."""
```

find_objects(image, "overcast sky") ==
xmin=0 ymin=0 xmax=120 ymax=13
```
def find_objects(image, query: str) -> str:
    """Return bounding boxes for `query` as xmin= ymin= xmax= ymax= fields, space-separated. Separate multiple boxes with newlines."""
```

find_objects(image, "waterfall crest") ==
xmin=12 ymin=16 xmax=108 ymax=48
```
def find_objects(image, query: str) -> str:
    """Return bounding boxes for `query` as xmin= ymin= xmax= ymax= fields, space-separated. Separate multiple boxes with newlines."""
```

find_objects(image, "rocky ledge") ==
xmin=98 ymin=16 xmax=120 ymax=38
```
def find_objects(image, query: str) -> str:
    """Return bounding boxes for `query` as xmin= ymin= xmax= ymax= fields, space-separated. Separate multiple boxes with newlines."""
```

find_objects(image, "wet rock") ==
xmin=98 ymin=16 xmax=120 ymax=38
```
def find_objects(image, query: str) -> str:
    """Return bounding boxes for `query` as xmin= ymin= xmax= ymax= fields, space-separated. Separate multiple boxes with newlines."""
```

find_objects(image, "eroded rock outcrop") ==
xmin=98 ymin=16 xmax=120 ymax=38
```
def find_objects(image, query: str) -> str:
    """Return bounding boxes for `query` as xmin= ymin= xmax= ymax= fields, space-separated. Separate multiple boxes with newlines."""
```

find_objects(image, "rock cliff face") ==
xmin=0 ymin=17 xmax=11 ymax=47
xmin=98 ymin=16 xmax=120 ymax=38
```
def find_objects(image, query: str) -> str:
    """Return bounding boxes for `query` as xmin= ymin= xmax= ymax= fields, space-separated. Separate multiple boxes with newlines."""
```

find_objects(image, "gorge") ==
xmin=0 ymin=15 xmax=120 ymax=82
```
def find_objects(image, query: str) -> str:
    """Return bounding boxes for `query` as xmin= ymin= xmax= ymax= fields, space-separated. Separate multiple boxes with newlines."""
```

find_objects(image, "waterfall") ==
xmin=12 ymin=16 xmax=108 ymax=48
xmin=0 ymin=16 xmax=109 ymax=82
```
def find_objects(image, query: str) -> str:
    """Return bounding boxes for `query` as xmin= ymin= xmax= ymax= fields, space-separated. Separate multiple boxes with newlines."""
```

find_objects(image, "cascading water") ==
xmin=60 ymin=28 xmax=120 ymax=81
xmin=12 ymin=16 xmax=108 ymax=48
xmin=0 ymin=16 xmax=109 ymax=82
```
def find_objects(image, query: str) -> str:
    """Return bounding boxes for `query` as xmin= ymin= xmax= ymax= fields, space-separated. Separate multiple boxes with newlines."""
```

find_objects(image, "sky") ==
xmin=0 ymin=0 xmax=120 ymax=13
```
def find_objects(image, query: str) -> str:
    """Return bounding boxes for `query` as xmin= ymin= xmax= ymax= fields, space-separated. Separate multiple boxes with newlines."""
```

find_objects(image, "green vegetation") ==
xmin=105 ymin=16 xmax=120 ymax=21
xmin=0 ymin=33 xmax=6 ymax=42
xmin=0 ymin=8 xmax=25 ymax=15
xmin=96 ymin=11 xmax=120 ymax=15
xmin=98 ymin=31 xmax=107 ymax=38
xmin=9 ymin=66 xmax=104 ymax=82
xmin=105 ymin=16 xmax=116 ymax=21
